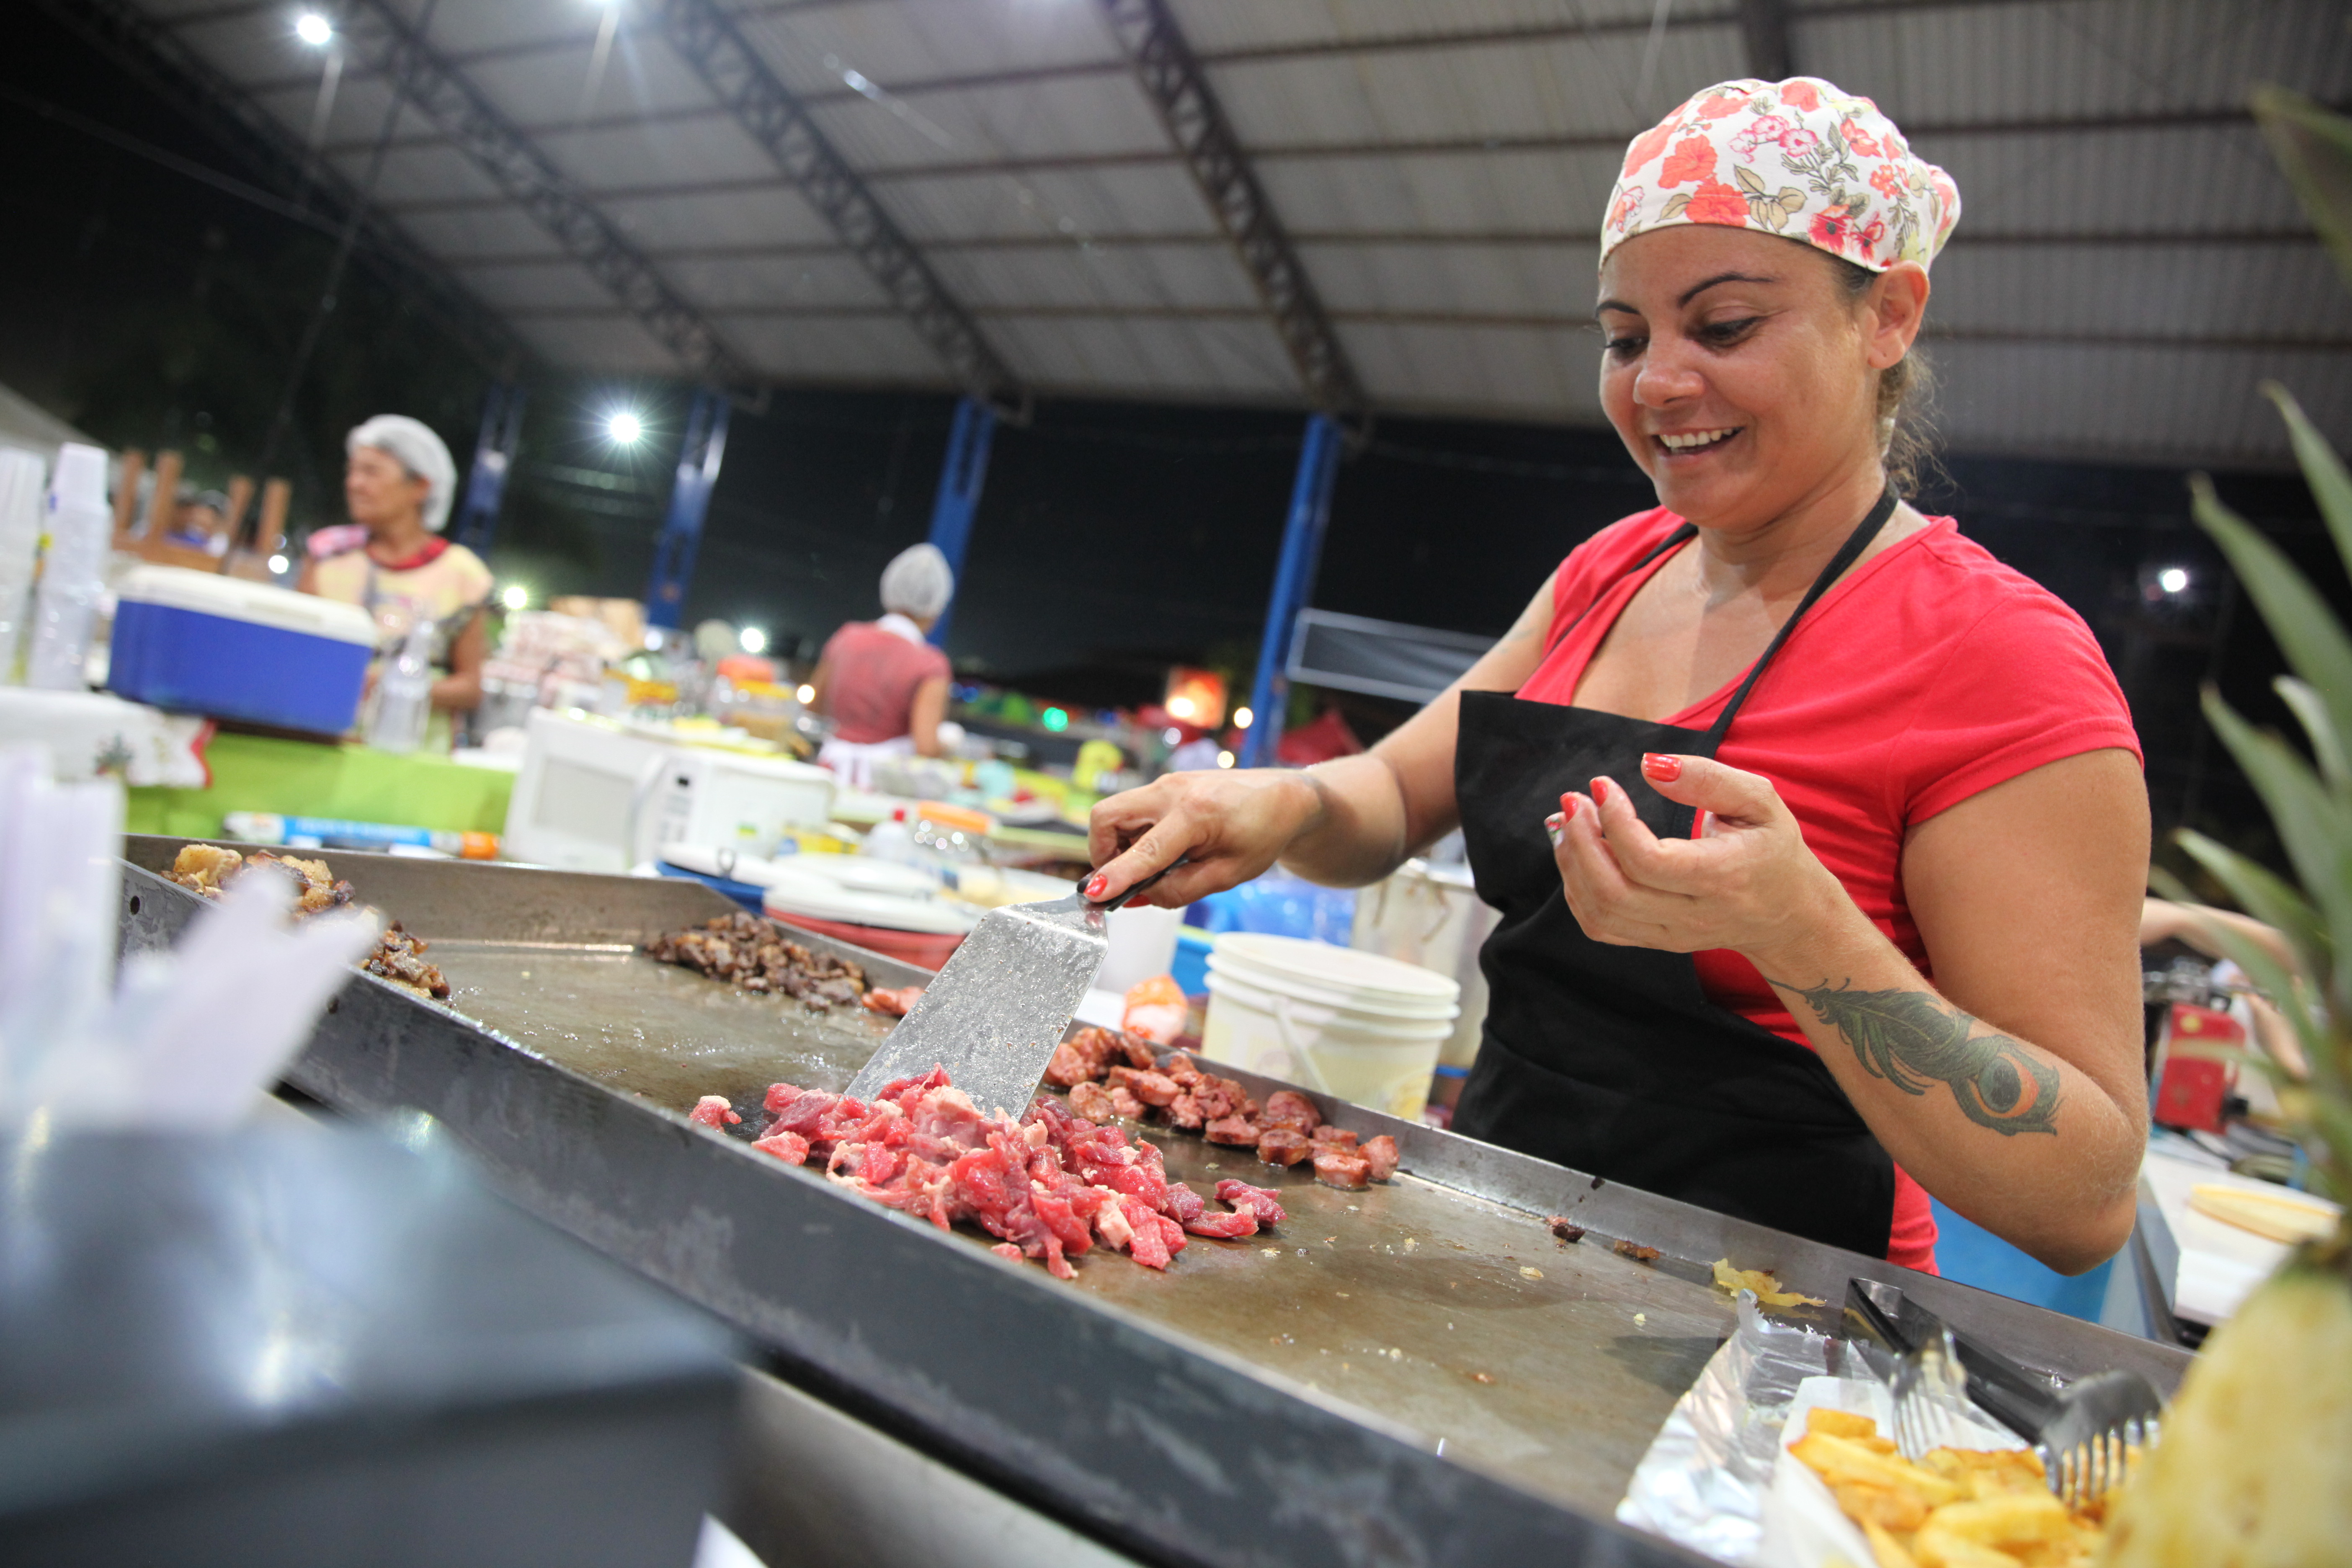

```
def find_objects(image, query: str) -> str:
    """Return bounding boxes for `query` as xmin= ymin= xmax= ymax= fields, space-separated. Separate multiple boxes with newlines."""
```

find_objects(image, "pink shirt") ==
xmin=822 ymin=619 xmax=951 ymax=743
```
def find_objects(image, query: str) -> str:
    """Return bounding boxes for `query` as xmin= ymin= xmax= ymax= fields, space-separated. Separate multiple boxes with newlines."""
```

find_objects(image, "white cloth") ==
xmin=817 ymin=732 xmax=916 ymax=792
xmin=874 ymin=612 xmax=926 ymax=646
xmin=879 ymin=543 xmax=953 ymax=619
xmin=346 ymin=414 xmax=456 ymax=533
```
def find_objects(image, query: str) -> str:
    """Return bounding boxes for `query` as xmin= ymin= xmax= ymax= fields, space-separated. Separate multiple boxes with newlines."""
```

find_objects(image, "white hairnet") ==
xmin=879 ymin=542 xmax=954 ymax=620
xmin=346 ymin=414 xmax=457 ymax=534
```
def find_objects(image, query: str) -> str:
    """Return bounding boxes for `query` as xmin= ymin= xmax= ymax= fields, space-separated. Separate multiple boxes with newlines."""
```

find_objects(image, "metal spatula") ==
xmin=844 ymin=862 xmax=1181 ymax=1118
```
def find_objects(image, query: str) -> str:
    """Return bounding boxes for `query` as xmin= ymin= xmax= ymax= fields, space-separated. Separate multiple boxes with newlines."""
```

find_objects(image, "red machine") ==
xmin=2152 ymin=1001 xmax=2243 ymax=1133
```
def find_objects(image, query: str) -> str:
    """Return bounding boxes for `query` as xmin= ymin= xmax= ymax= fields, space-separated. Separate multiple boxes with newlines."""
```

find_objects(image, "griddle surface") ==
xmin=431 ymin=942 xmax=1735 ymax=1516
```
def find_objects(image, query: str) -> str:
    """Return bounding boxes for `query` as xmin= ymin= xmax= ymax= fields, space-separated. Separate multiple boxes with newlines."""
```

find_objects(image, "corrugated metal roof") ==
xmin=120 ymin=0 xmax=2352 ymax=464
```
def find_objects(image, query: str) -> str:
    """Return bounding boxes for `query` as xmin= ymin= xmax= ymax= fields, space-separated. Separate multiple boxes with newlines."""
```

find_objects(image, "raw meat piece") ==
xmin=1313 ymin=1150 xmax=1373 ymax=1190
xmin=991 ymin=1242 xmax=1025 ymax=1262
xmin=1106 ymin=1066 xmax=1181 ymax=1107
xmin=1108 ymin=1086 xmax=1147 ymax=1120
xmin=764 ymin=1082 xmax=805 ymax=1114
xmin=1361 ymin=1134 xmax=1400 ymax=1182
xmin=1309 ymin=1126 xmax=1359 ymax=1151
xmin=1164 ymin=1092 xmax=1207 ymax=1131
xmin=752 ymin=1130 xmax=811 ymax=1166
xmin=1204 ymin=1115 xmax=1261 ymax=1147
xmin=862 ymin=985 xmax=925 ymax=1017
xmin=1255 ymin=1128 xmax=1311 ymax=1167
xmin=1260 ymin=1090 xmax=1321 ymax=1133
xmin=689 ymin=1095 xmax=740 ymax=1129
xmin=1163 ymin=1181 xmax=1207 ymax=1226
xmin=1215 ymin=1180 xmax=1286 ymax=1228
xmin=1182 ymin=1209 xmax=1258 ymax=1240
xmin=1067 ymin=1081 xmax=1118 ymax=1122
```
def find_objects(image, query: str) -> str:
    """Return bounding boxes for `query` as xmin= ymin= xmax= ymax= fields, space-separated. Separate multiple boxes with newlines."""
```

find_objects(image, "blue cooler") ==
xmin=109 ymin=565 xmax=378 ymax=733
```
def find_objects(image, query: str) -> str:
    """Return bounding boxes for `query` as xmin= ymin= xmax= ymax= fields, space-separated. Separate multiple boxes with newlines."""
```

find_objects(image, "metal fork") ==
xmin=1843 ymin=1279 xmax=2164 ymax=1507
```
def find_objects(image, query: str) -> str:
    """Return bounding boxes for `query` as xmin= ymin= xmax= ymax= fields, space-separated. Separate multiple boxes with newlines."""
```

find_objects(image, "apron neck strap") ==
xmin=1702 ymin=485 xmax=1899 ymax=748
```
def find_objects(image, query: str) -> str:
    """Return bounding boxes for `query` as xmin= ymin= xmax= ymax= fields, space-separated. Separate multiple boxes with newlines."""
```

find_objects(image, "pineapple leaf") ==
xmin=2251 ymin=85 xmax=2352 ymax=293
xmin=2275 ymin=676 xmax=2352 ymax=793
xmin=2199 ymin=690 xmax=2352 ymax=1006
xmin=2192 ymin=476 xmax=2352 ymax=760
xmin=2151 ymin=860 xmax=2332 ymax=1090
xmin=2264 ymin=383 xmax=2352 ymax=580
xmin=2173 ymin=828 xmax=2333 ymax=988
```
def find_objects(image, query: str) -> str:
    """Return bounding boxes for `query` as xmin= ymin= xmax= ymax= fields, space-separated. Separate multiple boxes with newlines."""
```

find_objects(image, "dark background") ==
xmin=0 ymin=5 xmax=2324 ymax=879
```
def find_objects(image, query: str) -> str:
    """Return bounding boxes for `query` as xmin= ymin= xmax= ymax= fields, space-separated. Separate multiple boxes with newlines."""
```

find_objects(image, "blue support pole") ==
xmin=643 ymin=387 xmax=732 ymax=631
xmin=923 ymin=396 xmax=998 ymax=648
xmin=451 ymin=381 xmax=526 ymax=556
xmin=1240 ymin=414 xmax=1342 ymax=769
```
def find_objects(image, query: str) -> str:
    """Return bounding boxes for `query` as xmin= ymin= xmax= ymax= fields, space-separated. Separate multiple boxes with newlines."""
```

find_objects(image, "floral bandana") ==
xmin=1602 ymin=77 xmax=1960 ymax=273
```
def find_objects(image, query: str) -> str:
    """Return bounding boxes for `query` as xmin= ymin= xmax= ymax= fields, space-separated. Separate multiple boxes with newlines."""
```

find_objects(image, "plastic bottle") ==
xmin=25 ymin=444 xmax=111 ymax=691
xmin=364 ymin=618 xmax=435 ymax=754
xmin=0 ymin=449 xmax=44 ymax=682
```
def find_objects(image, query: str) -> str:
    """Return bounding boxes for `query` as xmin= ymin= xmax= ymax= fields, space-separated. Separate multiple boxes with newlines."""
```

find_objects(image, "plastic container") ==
xmin=108 ymin=564 xmax=376 ymax=732
xmin=1201 ymin=934 xmax=1460 ymax=1121
xmin=0 ymin=449 xmax=45 ymax=682
xmin=364 ymin=618 xmax=435 ymax=753
xmin=1350 ymin=858 xmax=1500 ymax=1070
xmin=26 ymin=444 xmax=111 ymax=691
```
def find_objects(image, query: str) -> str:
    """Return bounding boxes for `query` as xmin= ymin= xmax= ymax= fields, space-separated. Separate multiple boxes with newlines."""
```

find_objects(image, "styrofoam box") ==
xmin=108 ymin=565 xmax=378 ymax=733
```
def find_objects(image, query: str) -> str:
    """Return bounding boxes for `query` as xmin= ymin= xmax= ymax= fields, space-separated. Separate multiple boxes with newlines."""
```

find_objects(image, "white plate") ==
xmin=761 ymin=870 xmax=978 ymax=934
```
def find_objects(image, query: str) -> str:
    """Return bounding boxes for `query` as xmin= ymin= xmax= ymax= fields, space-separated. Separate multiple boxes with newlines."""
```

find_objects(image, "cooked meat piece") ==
xmin=364 ymin=924 xmax=451 ymax=1001
xmin=1164 ymin=1092 xmax=1207 ymax=1131
xmin=1063 ymin=1026 xmax=1124 ymax=1081
xmin=1108 ymin=1086 xmax=1147 ymax=1121
xmin=1260 ymin=1089 xmax=1321 ymax=1133
xmin=1067 ymin=1081 xmax=1118 ymax=1122
xmin=861 ymin=985 xmax=925 ymax=1017
xmin=1215 ymin=1179 xmax=1286 ymax=1227
xmin=1114 ymin=1031 xmax=1161 ymax=1070
xmin=168 ymin=843 xmax=243 ymax=891
xmin=1255 ymin=1128 xmax=1312 ymax=1166
xmin=647 ymin=912 xmax=868 ymax=1008
xmin=1361 ymin=1134 xmax=1400 ymax=1182
xmin=689 ymin=1095 xmax=741 ymax=1129
xmin=1191 ymin=1076 xmax=1247 ymax=1122
xmin=1309 ymin=1126 xmax=1359 ymax=1151
xmin=1161 ymin=1051 xmax=1204 ymax=1087
xmin=1613 ymin=1240 xmax=1661 ymax=1263
xmin=1106 ymin=1066 xmax=1181 ymax=1107
xmin=1204 ymin=1115 xmax=1261 ymax=1146
xmin=1044 ymin=1039 xmax=1098 ymax=1088
xmin=1313 ymin=1150 xmax=1373 ymax=1190
xmin=1546 ymin=1216 xmax=1587 ymax=1243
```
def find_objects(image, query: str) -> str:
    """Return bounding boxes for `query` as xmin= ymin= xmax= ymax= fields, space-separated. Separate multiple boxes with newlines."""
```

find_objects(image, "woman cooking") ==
xmin=1084 ymin=79 xmax=2150 ymax=1277
xmin=298 ymin=414 xmax=492 ymax=753
xmin=809 ymin=543 xmax=957 ymax=789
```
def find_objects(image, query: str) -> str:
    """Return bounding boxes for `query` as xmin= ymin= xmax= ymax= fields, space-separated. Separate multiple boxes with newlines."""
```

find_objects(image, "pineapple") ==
xmin=2100 ymin=87 xmax=2352 ymax=1567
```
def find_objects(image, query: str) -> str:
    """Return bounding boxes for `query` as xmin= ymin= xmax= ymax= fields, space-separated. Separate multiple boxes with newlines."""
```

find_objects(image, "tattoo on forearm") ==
xmin=1774 ymin=979 xmax=2063 ymax=1136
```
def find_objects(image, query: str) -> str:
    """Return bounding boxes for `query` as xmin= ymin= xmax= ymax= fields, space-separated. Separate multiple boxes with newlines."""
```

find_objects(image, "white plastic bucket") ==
xmin=1201 ymin=935 xmax=1459 ymax=1121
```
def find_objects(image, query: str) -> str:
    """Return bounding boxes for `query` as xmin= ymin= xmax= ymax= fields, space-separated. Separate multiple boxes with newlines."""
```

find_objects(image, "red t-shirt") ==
xmin=1515 ymin=510 xmax=2143 ymax=1274
xmin=821 ymin=620 xmax=952 ymax=743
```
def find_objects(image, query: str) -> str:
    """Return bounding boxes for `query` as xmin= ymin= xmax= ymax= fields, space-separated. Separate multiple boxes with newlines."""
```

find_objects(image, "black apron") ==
xmin=1452 ymin=490 xmax=1901 ymax=1258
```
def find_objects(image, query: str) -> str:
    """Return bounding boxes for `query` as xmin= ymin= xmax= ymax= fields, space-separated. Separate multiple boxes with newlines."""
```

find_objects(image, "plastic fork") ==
xmin=1842 ymin=1279 xmax=2164 ymax=1508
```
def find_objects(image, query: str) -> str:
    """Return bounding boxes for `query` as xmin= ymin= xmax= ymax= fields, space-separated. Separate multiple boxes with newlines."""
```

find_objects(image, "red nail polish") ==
xmin=1591 ymin=778 xmax=1611 ymax=805
xmin=1641 ymin=753 xmax=1682 ymax=782
xmin=1084 ymin=874 xmax=1108 ymax=899
xmin=1559 ymin=793 xmax=1579 ymax=819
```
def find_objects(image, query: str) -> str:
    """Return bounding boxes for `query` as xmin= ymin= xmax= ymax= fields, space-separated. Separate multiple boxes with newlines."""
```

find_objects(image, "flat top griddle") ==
xmin=434 ymin=939 xmax=1751 ymax=1516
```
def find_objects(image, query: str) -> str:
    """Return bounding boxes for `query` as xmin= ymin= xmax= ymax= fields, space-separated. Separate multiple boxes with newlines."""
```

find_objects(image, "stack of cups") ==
xmin=26 ymin=444 xmax=112 ymax=691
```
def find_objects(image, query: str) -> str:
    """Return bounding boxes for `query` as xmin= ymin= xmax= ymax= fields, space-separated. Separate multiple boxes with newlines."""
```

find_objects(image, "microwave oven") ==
xmin=503 ymin=708 xmax=835 ymax=873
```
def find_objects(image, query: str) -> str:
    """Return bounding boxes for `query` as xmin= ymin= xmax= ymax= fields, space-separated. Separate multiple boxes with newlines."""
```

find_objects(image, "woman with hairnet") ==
xmin=299 ymin=415 xmax=493 ymax=752
xmin=807 ymin=543 xmax=956 ymax=789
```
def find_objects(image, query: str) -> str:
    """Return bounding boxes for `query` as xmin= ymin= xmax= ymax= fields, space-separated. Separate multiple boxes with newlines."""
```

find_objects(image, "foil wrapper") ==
xmin=1613 ymin=1292 xmax=1840 ymax=1565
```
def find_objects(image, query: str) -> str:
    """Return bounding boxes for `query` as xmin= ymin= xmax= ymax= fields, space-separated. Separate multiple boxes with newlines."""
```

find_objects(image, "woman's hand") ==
xmin=1086 ymin=769 xmax=1326 ymax=908
xmin=1551 ymin=752 xmax=1855 ymax=965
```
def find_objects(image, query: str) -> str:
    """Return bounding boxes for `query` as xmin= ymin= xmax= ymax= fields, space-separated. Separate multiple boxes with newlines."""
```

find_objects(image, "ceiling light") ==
xmin=1216 ymin=750 xmax=1235 ymax=769
xmin=1166 ymin=694 xmax=1195 ymax=720
xmin=606 ymin=410 xmax=644 ymax=445
xmin=267 ymin=553 xmax=290 ymax=575
xmin=739 ymin=627 xmax=767 ymax=654
xmin=295 ymin=11 xmax=333 ymax=46
xmin=2158 ymin=566 xmax=2190 ymax=595
xmin=500 ymin=584 xmax=529 ymax=611
xmin=796 ymin=683 xmax=815 ymax=704
xmin=1233 ymin=706 xmax=1253 ymax=729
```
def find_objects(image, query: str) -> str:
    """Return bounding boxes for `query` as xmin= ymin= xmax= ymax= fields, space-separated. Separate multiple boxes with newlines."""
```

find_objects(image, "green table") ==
xmin=125 ymin=732 xmax=516 ymax=842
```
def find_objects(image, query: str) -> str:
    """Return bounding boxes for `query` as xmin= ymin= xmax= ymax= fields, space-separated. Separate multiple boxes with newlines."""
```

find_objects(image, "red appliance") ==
xmin=2153 ymin=1001 xmax=2241 ymax=1133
